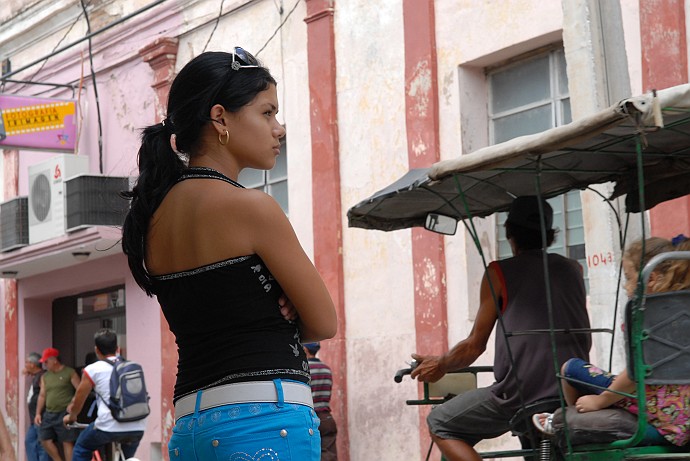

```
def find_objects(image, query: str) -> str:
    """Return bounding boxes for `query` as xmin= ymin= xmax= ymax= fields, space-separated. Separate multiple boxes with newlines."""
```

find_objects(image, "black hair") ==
xmin=122 ymin=51 xmax=277 ymax=295
xmin=94 ymin=328 xmax=118 ymax=355
xmin=505 ymin=221 xmax=556 ymax=250
xmin=84 ymin=351 xmax=98 ymax=366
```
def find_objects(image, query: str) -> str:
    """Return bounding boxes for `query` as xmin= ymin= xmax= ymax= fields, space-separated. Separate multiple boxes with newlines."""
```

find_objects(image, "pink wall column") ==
xmin=640 ymin=0 xmax=690 ymax=238
xmin=3 ymin=149 xmax=19 ymax=454
xmin=304 ymin=2 xmax=349 ymax=460
xmin=139 ymin=37 xmax=179 ymax=461
xmin=402 ymin=1 xmax=448 ymax=458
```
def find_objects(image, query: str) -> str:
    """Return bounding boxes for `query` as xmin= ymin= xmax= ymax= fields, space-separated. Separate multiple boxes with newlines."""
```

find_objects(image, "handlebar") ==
xmin=394 ymin=367 xmax=413 ymax=383
xmin=66 ymin=422 xmax=89 ymax=429
xmin=394 ymin=361 xmax=418 ymax=383
xmin=394 ymin=361 xmax=494 ymax=383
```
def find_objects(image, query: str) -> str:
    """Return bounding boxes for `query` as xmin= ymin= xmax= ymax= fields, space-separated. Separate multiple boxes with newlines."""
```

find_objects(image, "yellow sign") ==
xmin=2 ymin=101 xmax=76 ymax=136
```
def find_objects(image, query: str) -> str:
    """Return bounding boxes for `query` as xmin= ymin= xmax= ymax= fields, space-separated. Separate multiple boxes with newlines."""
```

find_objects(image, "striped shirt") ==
xmin=307 ymin=358 xmax=332 ymax=413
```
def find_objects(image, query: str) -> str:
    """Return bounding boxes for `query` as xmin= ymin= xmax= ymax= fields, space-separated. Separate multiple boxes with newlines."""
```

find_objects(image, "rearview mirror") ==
xmin=425 ymin=213 xmax=458 ymax=235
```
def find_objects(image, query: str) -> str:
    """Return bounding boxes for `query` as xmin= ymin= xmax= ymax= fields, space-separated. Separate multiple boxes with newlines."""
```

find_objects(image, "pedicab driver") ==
xmin=411 ymin=196 xmax=592 ymax=461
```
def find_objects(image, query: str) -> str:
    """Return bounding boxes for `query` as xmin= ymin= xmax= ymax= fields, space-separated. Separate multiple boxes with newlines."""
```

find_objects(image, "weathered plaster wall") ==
xmin=621 ymin=0 xmax=642 ymax=96
xmin=336 ymin=1 xmax=420 ymax=459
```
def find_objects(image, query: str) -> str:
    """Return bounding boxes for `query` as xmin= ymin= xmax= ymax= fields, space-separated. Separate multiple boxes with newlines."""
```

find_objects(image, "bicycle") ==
xmin=66 ymin=422 xmax=140 ymax=461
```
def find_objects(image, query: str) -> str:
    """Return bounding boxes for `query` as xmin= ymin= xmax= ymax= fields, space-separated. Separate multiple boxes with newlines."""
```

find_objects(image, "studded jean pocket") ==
xmin=210 ymin=430 xmax=289 ymax=461
xmin=209 ymin=406 xmax=319 ymax=461
xmin=168 ymin=430 xmax=195 ymax=460
xmin=168 ymin=444 xmax=182 ymax=459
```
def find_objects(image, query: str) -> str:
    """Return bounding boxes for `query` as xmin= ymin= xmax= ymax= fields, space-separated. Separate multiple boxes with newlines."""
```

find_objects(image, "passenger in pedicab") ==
xmin=411 ymin=196 xmax=592 ymax=461
xmin=533 ymin=237 xmax=690 ymax=448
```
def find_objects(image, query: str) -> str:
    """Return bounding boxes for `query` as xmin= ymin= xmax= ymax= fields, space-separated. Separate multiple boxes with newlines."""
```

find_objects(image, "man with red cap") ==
xmin=34 ymin=347 xmax=80 ymax=461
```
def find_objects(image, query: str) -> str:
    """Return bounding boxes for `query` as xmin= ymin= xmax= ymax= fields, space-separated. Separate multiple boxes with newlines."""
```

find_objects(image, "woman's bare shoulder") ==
xmin=204 ymin=185 xmax=283 ymax=224
xmin=147 ymin=181 xmax=279 ymax=271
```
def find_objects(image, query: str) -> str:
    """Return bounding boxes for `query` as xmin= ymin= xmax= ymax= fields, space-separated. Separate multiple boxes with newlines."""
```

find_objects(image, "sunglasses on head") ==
xmin=231 ymin=46 xmax=260 ymax=70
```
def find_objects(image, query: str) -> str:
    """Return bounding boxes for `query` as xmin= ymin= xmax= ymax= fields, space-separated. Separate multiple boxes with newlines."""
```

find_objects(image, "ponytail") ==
xmin=122 ymin=122 xmax=185 ymax=295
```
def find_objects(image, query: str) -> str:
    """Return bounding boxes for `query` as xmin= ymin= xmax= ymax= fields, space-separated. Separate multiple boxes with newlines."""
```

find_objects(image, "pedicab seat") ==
xmin=551 ymin=406 xmax=665 ymax=446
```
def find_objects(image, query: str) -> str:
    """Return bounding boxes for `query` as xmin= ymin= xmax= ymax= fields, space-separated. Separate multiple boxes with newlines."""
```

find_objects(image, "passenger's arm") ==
xmin=248 ymin=193 xmax=337 ymax=342
xmin=576 ymin=369 xmax=636 ymax=412
xmin=411 ymin=266 xmax=501 ymax=383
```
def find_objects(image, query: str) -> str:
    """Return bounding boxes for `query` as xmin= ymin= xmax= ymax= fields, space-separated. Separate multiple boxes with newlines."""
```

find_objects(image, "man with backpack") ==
xmin=63 ymin=328 xmax=148 ymax=461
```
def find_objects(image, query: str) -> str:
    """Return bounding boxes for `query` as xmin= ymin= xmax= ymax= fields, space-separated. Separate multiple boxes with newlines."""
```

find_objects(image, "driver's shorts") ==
xmin=427 ymin=387 xmax=514 ymax=446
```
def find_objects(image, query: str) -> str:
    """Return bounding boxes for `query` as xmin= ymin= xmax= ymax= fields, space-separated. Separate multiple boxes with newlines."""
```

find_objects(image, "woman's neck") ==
xmin=188 ymin=157 xmax=240 ymax=182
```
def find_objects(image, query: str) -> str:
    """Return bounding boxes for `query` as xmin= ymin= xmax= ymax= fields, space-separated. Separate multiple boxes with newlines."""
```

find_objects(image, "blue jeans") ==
xmin=562 ymin=357 xmax=616 ymax=395
xmin=25 ymin=424 xmax=50 ymax=461
xmin=169 ymin=380 xmax=320 ymax=461
xmin=72 ymin=423 xmax=144 ymax=461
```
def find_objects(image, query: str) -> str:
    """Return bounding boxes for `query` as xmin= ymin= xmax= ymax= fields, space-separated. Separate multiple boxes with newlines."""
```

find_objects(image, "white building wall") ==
xmin=336 ymin=2 xmax=420 ymax=459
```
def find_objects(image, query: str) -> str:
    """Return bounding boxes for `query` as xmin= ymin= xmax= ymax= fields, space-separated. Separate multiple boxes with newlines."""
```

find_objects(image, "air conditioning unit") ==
xmin=28 ymin=154 xmax=90 ymax=244
xmin=65 ymin=175 xmax=131 ymax=232
xmin=0 ymin=196 xmax=29 ymax=252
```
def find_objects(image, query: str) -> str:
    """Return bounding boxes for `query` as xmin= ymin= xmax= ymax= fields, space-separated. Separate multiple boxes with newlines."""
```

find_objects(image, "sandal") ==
xmin=532 ymin=412 xmax=556 ymax=436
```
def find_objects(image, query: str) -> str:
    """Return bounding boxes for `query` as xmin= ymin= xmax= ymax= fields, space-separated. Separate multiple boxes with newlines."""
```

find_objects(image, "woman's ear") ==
xmin=209 ymin=104 xmax=227 ymax=130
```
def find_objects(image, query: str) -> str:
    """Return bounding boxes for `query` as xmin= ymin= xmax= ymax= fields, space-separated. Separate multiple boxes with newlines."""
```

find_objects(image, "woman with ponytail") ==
xmin=122 ymin=48 xmax=336 ymax=461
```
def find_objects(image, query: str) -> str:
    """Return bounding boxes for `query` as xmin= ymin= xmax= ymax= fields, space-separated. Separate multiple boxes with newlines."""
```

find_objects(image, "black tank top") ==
xmin=150 ymin=167 xmax=310 ymax=402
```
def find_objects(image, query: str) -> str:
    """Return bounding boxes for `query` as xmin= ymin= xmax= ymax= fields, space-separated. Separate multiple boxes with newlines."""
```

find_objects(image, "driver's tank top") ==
xmin=489 ymin=250 xmax=591 ymax=409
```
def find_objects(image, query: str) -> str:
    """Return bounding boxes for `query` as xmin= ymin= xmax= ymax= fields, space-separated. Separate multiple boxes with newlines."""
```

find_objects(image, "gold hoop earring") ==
xmin=219 ymin=129 xmax=229 ymax=145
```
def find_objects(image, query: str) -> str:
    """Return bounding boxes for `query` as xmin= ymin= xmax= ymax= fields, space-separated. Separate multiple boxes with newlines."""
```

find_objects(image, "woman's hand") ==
xmin=278 ymin=294 xmax=298 ymax=322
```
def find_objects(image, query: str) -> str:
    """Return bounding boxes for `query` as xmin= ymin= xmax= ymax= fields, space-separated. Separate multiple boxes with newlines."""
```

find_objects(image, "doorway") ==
xmin=52 ymin=285 xmax=126 ymax=371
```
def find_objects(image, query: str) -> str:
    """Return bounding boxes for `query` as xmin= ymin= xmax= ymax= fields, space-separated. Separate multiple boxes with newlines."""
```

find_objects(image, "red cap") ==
xmin=39 ymin=347 xmax=59 ymax=363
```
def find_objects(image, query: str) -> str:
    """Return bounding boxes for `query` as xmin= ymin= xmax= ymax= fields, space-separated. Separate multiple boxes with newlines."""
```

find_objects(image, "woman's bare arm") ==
xmin=246 ymin=192 xmax=337 ymax=342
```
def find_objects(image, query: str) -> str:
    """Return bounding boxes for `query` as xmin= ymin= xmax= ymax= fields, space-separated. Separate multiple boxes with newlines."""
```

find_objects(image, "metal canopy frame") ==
xmin=348 ymin=84 xmax=690 ymax=232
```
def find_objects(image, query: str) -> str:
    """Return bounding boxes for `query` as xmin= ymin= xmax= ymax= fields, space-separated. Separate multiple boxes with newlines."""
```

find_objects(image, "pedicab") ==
xmin=348 ymin=83 xmax=690 ymax=460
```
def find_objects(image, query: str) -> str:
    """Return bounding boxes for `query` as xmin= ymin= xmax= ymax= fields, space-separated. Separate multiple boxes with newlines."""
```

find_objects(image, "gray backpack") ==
xmin=96 ymin=358 xmax=150 ymax=422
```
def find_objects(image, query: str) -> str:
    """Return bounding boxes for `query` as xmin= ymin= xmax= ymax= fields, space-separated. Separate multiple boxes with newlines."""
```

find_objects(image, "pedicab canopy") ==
xmin=347 ymin=84 xmax=690 ymax=232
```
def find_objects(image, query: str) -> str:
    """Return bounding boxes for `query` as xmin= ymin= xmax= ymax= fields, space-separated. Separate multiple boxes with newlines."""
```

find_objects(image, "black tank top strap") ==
xmin=178 ymin=166 xmax=245 ymax=189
